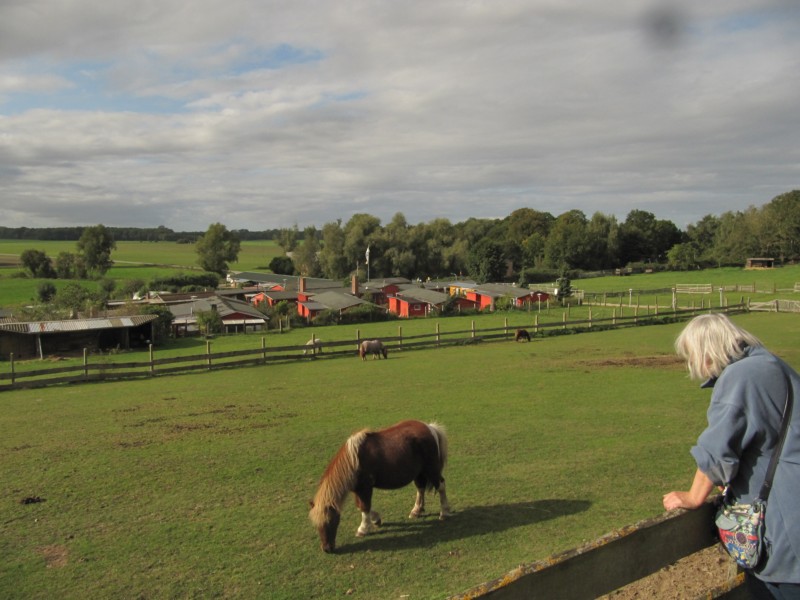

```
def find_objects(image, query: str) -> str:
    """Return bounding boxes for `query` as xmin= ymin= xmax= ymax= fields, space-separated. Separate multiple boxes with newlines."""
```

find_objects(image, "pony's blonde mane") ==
xmin=309 ymin=429 xmax=367 ymax=527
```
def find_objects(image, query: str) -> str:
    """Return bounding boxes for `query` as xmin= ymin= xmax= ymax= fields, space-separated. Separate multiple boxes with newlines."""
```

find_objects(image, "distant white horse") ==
xmin=359 ymin=339 xmax=387 ymax=361
xmin=304 ymin=337 xmax=323 ymax=356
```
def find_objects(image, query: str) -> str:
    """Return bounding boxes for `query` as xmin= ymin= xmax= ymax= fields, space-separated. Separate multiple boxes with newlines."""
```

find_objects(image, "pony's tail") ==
xmin=427 ymin=422 xmax=448 ymax=470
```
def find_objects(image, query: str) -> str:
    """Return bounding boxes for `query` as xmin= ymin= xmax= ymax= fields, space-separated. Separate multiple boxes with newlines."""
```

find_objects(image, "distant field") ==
xmin=576 ymin=265 xmax=800 ymax=293
xmin=0 ymin=240 xmax=284 ymax=308
xmin=0 ymin=239 xmax=283 ymax=271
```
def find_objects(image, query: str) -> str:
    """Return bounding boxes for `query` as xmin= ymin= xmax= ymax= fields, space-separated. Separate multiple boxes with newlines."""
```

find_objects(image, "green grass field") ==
xmin=2 ymin=312 xmax=798 ymax=599
xmin=0 ymin=240 xmax=284 ymax=308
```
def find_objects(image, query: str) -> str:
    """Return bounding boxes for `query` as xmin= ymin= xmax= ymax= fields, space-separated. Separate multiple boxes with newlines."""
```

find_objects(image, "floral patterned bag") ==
xmin=715 ymin=375 xmax=792 ymax=570
xmin=715 ymin=496 xmax=766 ymax=569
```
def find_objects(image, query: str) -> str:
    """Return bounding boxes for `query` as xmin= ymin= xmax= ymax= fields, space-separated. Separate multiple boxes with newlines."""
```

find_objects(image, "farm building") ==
xmin=0 ymin=314 xmax=159 ymax=360
xmin=296 ymin=290 xmax=371 ymax=322
xmin=388 ymin=288 xmax=452 ymax=318
xmin=461 ymin=283 xmax=544 ymax=311
xmin=249 ymin=289 xmax=298 ymax=309
xmin=745 ymin=257 xmax=775 ymax=269
xmin=168 ymin=296 xmax=267 ymax=336
xmin=227 ymin=272 xmax=344 ymax=293
xmin=359 ymin=277 xmax=411 ymax=306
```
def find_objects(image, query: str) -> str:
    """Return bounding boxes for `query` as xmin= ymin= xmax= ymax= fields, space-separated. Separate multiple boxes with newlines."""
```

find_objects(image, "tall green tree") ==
xmin=467 ymin=239 xmax=506 ymax=283
xmin=543 ymin=210 xmax=590 ymax=269
xmin=763 ymin=190 xmax=800 ymax=261
xmin=20 ymin=249 xmax=56 ymax=278
xmin=277 ymin=224 xmax=299 ymax=253
xmin=318 ymin=220 xmax=349 ymax=280
xmin=195 ymin=223 xmax=241 ymax=276
xmin=292 ymin=226 xmax=322 ymax=277
xmin=76 ymin=224 xmax=116 ymax=277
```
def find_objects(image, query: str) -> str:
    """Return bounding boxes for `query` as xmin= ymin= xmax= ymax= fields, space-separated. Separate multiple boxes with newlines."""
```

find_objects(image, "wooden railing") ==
xmin=449 ymin=500 xmax=745 ymax=600
xmin=0 ymin=304 xmax=747 ymax=392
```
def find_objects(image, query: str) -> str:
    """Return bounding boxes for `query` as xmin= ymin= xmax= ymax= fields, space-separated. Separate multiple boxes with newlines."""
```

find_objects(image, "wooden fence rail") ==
xmin=0 ymin=304 xmax=747 ymax=392
xmin=449 ymin=500 xmax=746 ymax=600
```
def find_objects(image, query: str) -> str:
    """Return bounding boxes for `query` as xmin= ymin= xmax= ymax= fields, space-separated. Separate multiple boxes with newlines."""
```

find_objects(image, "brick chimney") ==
xmin=299 ymin=277 xmax=306 ymax=293
xmin=351 ymin=274 xmax=359 ymax=296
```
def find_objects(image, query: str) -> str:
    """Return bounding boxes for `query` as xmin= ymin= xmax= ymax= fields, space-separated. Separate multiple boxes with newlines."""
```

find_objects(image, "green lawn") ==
xmin=1 ymin=313 xmax=798 ymax=599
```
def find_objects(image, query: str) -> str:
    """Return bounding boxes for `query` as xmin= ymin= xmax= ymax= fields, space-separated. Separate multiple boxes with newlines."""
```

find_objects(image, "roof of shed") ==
xmin=168 ymin=296 xmax=266 ymax=321
xmin=0 ymin=314 xmax=158 ymax=335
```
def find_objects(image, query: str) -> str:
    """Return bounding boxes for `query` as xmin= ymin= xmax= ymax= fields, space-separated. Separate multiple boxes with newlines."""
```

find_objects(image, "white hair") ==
xmin=675 ymin=313 xmax=762 ymax=381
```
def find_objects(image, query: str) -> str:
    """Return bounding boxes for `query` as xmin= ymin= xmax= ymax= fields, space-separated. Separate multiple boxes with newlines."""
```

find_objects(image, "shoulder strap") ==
xmin=759 ymin=374 xmax=794 ymax=500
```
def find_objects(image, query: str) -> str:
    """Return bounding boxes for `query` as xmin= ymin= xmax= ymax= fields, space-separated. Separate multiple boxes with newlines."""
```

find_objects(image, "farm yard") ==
xmin=2 ymin=312 xmax=799 ymax=598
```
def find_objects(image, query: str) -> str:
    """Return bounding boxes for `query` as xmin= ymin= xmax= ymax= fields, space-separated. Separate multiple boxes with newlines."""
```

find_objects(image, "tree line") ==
xmin=10 ymin=190 xmax=800 ymax=285
xmin=279 ymin=190 xmax=800 ymax=283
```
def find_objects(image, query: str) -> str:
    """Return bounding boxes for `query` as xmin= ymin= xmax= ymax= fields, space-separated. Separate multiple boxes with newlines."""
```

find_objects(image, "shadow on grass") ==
xmin=335 ymin=498 xmax=591 ymax=554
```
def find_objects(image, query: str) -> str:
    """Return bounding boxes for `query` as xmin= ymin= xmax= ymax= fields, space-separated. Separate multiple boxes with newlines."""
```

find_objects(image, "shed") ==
xmin=0 ymin=315 xmax=159 ymax=360
xmin=745 ymin=257 xmax=775 ymax=269
xmin=168 ymin=296 xmax=267 ymax=336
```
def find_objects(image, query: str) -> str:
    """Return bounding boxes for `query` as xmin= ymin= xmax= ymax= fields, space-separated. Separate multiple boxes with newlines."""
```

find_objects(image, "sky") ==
xmin=1 ymin=1 xmax=799 ymax=233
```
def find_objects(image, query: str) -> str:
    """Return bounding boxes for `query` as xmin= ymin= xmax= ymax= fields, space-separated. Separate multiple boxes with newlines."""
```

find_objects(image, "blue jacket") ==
xmin=690 ymin=345 xmax=800 ymax=583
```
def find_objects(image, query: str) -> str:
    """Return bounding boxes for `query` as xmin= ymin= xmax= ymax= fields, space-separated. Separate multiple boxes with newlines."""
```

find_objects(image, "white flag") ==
xmin=365 ymin=244 xmax=370 ymax=265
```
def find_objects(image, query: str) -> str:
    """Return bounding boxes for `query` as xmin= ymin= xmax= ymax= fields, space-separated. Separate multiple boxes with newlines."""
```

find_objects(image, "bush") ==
xmin=149 ymin=272 xmax=221 ymax=291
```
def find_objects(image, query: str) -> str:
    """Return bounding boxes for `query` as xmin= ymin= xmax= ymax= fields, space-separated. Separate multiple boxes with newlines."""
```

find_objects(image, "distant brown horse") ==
xmin=309 ymin=420 xmax=451 ymax=553
xmin=358 ymin=339 xmax=388 ymax=360
xmin=515 ymin=328 xmax=531 ymax=342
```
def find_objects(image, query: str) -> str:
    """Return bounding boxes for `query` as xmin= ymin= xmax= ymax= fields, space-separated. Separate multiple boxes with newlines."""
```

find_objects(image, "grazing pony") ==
xmin=358 ymin=339 xmax=388 ymax=360
xmin=515 ymin=328 xmax=531 ymax=342
xmin=303 ymin=337 xmax=323 ymax=355
xmin=308 ymin=420 xmax=451 ymax=553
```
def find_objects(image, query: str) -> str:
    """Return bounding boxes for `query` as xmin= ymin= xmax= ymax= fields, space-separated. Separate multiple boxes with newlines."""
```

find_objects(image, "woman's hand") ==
xmin=663 ymin=469 xmax=715 ymax=511
xmin=663 ymin=491 xmax=700 ymax=511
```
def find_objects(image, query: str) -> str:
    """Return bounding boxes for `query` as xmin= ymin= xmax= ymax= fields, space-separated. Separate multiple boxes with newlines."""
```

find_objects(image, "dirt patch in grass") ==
xmin=583 ymin=355 xmax=685 ymax=369
xmin=600 ymin=545 xmax=739 ymax=599
xmin=37 ymin=545 xmax=68 ymax=569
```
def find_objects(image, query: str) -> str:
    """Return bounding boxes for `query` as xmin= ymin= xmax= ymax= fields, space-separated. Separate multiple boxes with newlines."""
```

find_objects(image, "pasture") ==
xmin=2 ymin=312 xmax=798 ymax=599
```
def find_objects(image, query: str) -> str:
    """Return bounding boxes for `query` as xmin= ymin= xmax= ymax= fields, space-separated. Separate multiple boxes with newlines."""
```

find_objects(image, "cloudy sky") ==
xmin=1 ymin=1 xmax=798 ymax=232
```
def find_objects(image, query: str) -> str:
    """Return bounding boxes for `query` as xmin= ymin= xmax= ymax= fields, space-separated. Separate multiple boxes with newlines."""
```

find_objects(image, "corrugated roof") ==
xmin=0 ymin=314 xmax=158 ymax=335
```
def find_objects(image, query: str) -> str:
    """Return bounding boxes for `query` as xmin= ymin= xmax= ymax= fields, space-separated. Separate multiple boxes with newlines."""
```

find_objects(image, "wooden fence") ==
xmin=0 ymin=304 xmax=747 ymax=392
xmin=449 ymin=500 xmax=746 ymax=599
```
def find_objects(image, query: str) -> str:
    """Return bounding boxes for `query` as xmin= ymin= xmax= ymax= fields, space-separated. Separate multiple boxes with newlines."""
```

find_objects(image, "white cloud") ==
xmin=0 ymin=0 xmax=798 ymax=231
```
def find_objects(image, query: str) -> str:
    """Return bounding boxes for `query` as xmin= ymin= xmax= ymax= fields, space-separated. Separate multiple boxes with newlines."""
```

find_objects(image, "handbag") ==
xmin=714 ymin=374 xmax=794 ymax=569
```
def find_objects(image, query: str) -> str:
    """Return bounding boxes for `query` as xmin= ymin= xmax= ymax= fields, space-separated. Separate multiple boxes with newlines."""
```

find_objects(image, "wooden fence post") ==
xmin=356 ymin=329 xmax=361 ymax=353
xmin=436 ymin=323 xmax=441 ymax=347
xmin=589 ymin=309 xmax=592 ymax=329
xmin=262 ymin=337 xmax=267 ymax=362
xmin=534 ymin=314 xmax=539 ymax=334
xmin=471 ymin=320 xmax=476 ymax=338
xmin=206 ymin=340 xmax=212 ymax=370
xmin=83 ymin=348 xmax=89 ymax=379
xmin=10 ymin=353 xmax=15 ymax=386
xmin=149 ymin=344 xmax=155 ymax=375
xmin=562 ymin=312 xmax=567 ymax=330
xmin=504 ymin=317 xmax=509 ymax=338
xmin=398 ymin=326 xmax=403 ymax=350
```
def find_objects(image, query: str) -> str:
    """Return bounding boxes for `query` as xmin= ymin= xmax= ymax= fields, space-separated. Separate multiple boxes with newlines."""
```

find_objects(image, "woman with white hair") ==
xmin=663 ymin=313 xmax=800 ymax=599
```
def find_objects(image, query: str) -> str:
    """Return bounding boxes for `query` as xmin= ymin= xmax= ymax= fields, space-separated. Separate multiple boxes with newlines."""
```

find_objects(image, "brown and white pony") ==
xmin=358 ymin=339 xmax=388 ymax=360
xmin=309 ymin=420 xmax=451 ymax=553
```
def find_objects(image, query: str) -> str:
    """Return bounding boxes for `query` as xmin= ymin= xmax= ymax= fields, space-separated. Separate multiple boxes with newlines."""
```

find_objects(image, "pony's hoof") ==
xmin=409 ymin=509 xmax=425 ymax=519
xmin=356 ymin=529 xmax=368 ymax=537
